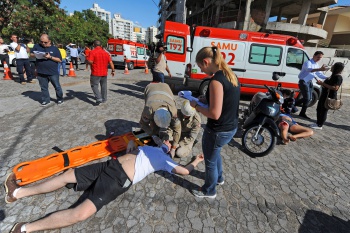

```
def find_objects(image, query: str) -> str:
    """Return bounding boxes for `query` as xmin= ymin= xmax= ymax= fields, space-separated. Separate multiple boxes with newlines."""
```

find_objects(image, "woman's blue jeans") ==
xmin=202 ymin=126 xmax=237 ymax=195
xmin=58 ymin=60 xmax=67 ymax=76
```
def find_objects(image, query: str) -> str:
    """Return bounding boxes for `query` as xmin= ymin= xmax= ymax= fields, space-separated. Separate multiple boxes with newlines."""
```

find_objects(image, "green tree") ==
xmin=2 ymin=0 xmax=110 ymax=46
xmin=63 ymin=10 xmax=110 ymax=46
xmin=2 ymin=0 xmax=65 ymax=42
xmin=0 ymin=0 xmax=19 ymax=33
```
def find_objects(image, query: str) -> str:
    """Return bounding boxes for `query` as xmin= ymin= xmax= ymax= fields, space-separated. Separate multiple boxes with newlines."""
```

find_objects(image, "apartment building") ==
xmin=90 ymin=3 xmax=112 ymax=34
xmin=146 ymin=26 xmax=159 ymax=44
xmin=111 ymin=14 xmax=134 ymax=41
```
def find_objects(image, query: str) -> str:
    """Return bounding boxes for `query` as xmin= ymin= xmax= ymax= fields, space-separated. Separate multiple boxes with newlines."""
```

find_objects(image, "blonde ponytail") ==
xmin=196 ymin=46 xmax=238 ymax=87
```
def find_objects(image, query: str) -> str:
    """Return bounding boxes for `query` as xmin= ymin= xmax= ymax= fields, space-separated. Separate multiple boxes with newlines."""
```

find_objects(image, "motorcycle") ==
xmin=241 ymin=74 xmax=284 ymax=157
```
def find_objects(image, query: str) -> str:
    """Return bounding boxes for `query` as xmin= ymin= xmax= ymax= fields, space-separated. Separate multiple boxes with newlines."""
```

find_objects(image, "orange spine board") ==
xmin=13 ymin=132 xmax=138 ymax=186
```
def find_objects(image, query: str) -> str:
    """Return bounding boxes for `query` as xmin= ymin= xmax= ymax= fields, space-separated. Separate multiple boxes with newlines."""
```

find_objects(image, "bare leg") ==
xmin=25 ymin=199 xmax=97 ymax=232
xmin=278 ymin=122 xmax=290 ymax=145
xmin=16 ymin=169 xmax=77 ymax=199
xmin=289 ymin=124 xmax=314 ymax=140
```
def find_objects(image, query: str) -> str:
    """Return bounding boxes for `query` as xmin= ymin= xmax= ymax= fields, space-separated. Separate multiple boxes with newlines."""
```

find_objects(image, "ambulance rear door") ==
xmin=164 ymin=21 xmax=191 ymax=78
xmin=110 ymin=43 xmax=125 ymax=64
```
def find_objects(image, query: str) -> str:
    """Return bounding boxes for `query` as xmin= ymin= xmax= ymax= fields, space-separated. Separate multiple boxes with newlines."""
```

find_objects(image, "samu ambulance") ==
xmin=107 ymin=39 xmax=149 ymax=70
xmin=163 ymin=21 xmax=320 ymax=106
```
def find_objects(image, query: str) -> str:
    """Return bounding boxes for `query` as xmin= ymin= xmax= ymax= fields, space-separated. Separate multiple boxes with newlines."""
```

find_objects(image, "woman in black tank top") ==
xmin=190 ymin=46 xmax=240 ymax=198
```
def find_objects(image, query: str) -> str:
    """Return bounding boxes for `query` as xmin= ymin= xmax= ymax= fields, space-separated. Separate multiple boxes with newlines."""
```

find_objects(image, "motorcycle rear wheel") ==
xmin=242 ymin=124 xmax=276 ymax=157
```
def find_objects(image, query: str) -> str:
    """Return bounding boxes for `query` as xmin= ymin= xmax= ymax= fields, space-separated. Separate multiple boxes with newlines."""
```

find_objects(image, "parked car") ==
xmin=66 ymin=49 xmax=86 ymax=64
xmin=0 ymin=45 xmax=17 ymax=67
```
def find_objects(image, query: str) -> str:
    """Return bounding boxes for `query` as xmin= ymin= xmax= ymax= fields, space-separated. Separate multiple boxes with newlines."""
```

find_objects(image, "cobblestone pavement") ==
xmin=1 ymin=68 xmax=350 ymax=233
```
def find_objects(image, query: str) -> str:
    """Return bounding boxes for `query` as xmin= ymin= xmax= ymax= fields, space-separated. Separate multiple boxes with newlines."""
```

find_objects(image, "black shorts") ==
xmin=74 ymin=158 xmax=132 ymax=211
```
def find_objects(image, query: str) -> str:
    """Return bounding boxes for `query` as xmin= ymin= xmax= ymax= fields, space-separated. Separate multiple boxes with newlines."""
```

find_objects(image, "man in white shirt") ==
xmin=66 ymin=43 xmax=79 ymax=70
xmin=10 ymin=34 xmax=34 ymax=84
xmin=5 ymin=140 xmax=204 ymax=233
xmin=298 ymin=51 xmax=328 ymax=119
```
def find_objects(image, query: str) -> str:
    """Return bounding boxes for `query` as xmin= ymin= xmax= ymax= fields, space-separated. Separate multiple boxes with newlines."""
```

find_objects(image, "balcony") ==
xmin=266 ymin=22 xmax=328 ymax=41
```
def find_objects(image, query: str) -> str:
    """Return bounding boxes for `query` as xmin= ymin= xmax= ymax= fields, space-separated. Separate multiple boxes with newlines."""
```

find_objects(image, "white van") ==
xmin=0 ymin=45 xmax=17 ymax=66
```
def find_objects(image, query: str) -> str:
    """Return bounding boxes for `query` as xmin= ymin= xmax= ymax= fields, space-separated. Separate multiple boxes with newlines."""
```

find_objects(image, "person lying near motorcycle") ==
xmin=278 ymin=114 xmax=314 ymax=145
xmin=278 ymin=89 xmax=313 ymax=144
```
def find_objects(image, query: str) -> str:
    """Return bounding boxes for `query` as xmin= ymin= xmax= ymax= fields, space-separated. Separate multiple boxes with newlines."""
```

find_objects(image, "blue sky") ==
xmin=60 ymin=0 xmax=159 ymax=28
xmin=59 ymin=0 xmax=349 ymax=28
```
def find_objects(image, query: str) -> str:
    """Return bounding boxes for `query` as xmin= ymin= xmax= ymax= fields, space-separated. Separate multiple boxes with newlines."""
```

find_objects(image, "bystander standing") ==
xmin=10 ymin=34 xmax=34 ymax=84
xmin=86 ymin=40 xmax=115 ymax=106
xmin=31 ymin=34 xmax=63 ymax=106
xmin=84 ymin=45 xmax=91 ymax=71
xmin=0 ymin=37 xmax=10 ymax=68
xmin=66 ymin=43 xmax=79 ymax=70
xmin=57 ymin=44 xmax=67 ymax=76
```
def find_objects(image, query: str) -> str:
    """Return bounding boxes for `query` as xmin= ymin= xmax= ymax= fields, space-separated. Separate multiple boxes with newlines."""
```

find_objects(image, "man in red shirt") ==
xmin=87 ymin=40 xmax=115 ymax=106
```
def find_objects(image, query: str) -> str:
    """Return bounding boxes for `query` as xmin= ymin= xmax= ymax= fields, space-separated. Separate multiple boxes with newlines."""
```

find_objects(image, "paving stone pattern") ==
xmin=0 ymin=68 xmax=349 ymax=233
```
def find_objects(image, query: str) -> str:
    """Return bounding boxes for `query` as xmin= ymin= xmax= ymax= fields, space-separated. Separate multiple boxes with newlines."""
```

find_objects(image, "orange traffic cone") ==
xmin=3 ymin=61 xmax=13 ymax=80
xmin=124 ymin=62 xmax=129 ymax=75
xmin=144 ymin=61 xmax=149 ymax=74
xmin=68 ymin=62 xmax=76 ymax=77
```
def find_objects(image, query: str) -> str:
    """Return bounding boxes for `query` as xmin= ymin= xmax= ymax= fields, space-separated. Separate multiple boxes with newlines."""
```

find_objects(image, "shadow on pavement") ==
xmin=156 ymin=170 xmax=201 ymax=191
xmin=65 ymin=89 xmax=95 ymax=105
xmin=110 ymin=89 xmax=144 ymax=99
xmin=324 ymin=121 xmax=350 ymax=131
xmin=22 ymin=90 xmax=48 ymax=103
xmin=113 ymin=83 xmax=144 ymax=93
xmin=299 ymin=210 xmax=350 ymax=233
xmin=101 ymin=119 xmax=140 ymax=140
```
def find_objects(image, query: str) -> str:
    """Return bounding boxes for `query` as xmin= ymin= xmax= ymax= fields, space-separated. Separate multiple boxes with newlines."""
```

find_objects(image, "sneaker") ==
xmin=21 ymin=82 xmax=26 ymax=85
xmin=217 ymin=180 xmax=225 ymax=186
xmin=4 ymin=173 xmax=19 ymax=204
xmin=95 ymin=101 xmax=101 ymax=106
xmin=309 ymin=123 xmax=322 ymax=130
xmin=9 ymin=222 xmax=27 ymax=233
xmin=41 ymin=102 xmax=50 ymax=107
xmin=28 ymin=80 xmax=36 ymax=84
xmin=299 ymin=113 xmax=311 ymax=120
xmin=57 ymin=100 xmax=64 ymax=105
xmin=192 ymin=188 xmax=216 ymax=199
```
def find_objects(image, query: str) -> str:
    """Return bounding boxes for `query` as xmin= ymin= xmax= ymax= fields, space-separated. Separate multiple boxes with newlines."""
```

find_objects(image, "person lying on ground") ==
xmin=278 ymin=113 xmax=314 ymax=145
xmin=5 ymin=140 xmax=204 ymax=233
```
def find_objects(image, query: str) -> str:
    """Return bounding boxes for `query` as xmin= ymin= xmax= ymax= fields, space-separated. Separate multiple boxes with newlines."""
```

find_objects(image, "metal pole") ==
xmin=243 ymin=0 xmax=253 ymax=31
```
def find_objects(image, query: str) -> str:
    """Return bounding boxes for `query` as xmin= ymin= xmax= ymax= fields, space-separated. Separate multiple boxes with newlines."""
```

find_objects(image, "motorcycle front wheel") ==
xmin=242 ymin=124 xmax=277 ymax=157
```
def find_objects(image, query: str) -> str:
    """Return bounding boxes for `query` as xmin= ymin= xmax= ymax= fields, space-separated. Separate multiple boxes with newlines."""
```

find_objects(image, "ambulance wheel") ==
xmin=12 ymin=58 xmax=16 ymax=67
xmin=127 ymin=62 xmax=134 ymax=70
xmin=295 ymin=90 xmax=318 ymax=107
xmin=308 ymin=90 xmax=319 ymax=107
xmin=199 ymin=80 xmax=209 ymax=96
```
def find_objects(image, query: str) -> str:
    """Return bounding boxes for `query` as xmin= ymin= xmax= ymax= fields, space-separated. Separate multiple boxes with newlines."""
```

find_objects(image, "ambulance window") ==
xmin=249 ymin=45 xmax=282 ymax=66
xmin=107 ymin=44 xmax=114 ymax=52
xmin=137 ymin=47 xmax=145 ymax=55
xmin=166 ymin=36 xmax=185 ymax=54
xmin=116 ymin=44 xmax=123 ymax=52
xmin=286 ymin=48 xmax=309 ymax=70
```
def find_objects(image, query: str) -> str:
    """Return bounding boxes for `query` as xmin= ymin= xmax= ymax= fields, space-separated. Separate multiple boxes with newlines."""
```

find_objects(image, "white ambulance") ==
xmin=163 ymin=21 xmax=321 ymax=106
xmin=107 ymin=39 xmax=149 ymax=70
